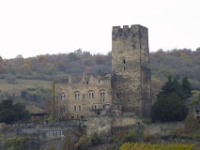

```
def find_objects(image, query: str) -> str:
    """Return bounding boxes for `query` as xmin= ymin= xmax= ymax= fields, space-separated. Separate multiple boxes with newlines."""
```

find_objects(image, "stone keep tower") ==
xmin=111 ymin=25 xmax=151 ymax=118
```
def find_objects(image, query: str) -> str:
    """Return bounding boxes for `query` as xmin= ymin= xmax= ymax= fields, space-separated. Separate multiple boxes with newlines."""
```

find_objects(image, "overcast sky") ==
xmin=0 ymin=0 xmax=199 ymax=59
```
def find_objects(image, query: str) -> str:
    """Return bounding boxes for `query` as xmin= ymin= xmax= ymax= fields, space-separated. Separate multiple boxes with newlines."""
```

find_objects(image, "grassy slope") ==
xmin=0 ymin=79 xmax=51 ymax=94
xmin=0 ymin=79 xmax=52 ymax=113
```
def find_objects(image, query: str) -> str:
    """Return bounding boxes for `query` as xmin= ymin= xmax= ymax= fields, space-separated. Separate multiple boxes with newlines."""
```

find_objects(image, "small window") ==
xmin=71 ymin=116 xmax=74 ymax=119
xmin=99 ymin=90 xmax=106 ymax=102
xmin=81 ymin=116 xmax=84 ymax=119
xmin=196 ymin=110 xmax=199 ymax=114
xmin=95 ymin=105 xmax=97 ymax=109
xmin=74 ymin=92 xmax=81 ymax=99
xmin=74 ymin=106 xmax=76 ymax=112
xmin=123 ymin=59 xmax=125 ymax=64
xmin=79 ymin=105 xmax=81 ymax=111
xmin=88 ymin=91 xmax=95 ymax=99
xmin=60 ymin=94 xmax=66 ymax=100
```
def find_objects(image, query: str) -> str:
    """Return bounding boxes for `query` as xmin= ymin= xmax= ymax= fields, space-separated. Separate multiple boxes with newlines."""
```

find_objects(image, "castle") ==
xmin=54 ymin=24 xmax=152 ymax=120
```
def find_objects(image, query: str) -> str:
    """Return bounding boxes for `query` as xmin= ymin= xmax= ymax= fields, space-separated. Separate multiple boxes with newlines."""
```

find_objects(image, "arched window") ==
xmin=99 ymin=90 xmax=106 ymax=102
xmin=60 ymin=93 xmax=66 ymax=100
xmin=74 ymin=92 xmax=81 ymax=99
xmin=88 ymin=91 xmax=95 ymax=99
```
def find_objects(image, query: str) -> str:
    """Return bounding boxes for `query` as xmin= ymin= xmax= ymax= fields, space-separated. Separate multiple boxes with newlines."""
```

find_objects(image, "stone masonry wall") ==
xmin=86 ymin=116 xmax=184 ymax=136
xmin=111 ymin=25 xmax=151 ymax=118
xmin=0 ymin=121 xmax=79 ymax=150
xmin=54 ymin=74 xmax=112 ymax=120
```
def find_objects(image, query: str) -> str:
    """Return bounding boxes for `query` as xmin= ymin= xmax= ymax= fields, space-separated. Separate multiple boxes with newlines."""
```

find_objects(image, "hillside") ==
xmin=0 ymin=48 xmax=200 ymax=112
xmin=0 ymin=79 xmax=52 ymax=113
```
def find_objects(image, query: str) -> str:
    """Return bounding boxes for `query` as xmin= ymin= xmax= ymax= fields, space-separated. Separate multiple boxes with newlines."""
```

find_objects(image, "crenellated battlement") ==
xmin=54 ymin=74 xmax=111 ymax=85
xmin=112 ymin=24 xmax=148 ymax=41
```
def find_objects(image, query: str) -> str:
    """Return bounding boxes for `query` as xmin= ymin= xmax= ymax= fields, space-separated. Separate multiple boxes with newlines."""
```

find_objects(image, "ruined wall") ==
xmin=143 ymin=121 xmax=184 ymax=135
xmin=54 ymin=74 xmax=112 ymax=120
xmin=111 ymin=25 xmax=151 ymax=118
xmin=86 ymin=115 xmax=184 ymax=136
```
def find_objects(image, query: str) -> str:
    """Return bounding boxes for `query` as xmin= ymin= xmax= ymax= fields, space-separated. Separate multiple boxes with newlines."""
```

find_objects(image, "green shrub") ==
xmin=184 ymin=114 xmax=200 ymax=134
xmin=143 ymin=134 xmax=155 ymax=142
xmin=4 ymin=137 xmax=29 ymax=150
xmin=161 ymin=134 xmax=177 ymax=140
xmin=189 ymin=99 xmax=200 ymax=106
xmin=91 ymin=133 xmax=104 ymax=146
xmin=75 ymin=135 xmax=92 ymax=150
xmin=122 ymin=131 xmax=138 ymax=143
xmin=5 ymin=75 xmax=16 ymax=84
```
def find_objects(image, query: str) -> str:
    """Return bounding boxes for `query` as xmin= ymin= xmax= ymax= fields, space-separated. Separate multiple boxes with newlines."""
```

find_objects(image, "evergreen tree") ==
xmin=181 ymin=77 xmax=192 ymax=99
xmin=151 ymin=76 xmax=191 ymax=122
xmin=158 ymin=76 xmax=184 ymax=99
xmin=0 ymin=99 xmax=30 ymax=124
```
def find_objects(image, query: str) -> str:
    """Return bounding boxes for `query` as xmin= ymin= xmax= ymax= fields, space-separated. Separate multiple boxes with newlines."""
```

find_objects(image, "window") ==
xmin=79 ymin=105 xmax=81 ymax=111
xmin=74 ymin=92 xmax=81 ymax=99
xmin=88 ymin=91 xmax=95 ymax=99
xmin=99 ymin=90 xmax=106 ymax=102
xmin=74 ymin=106 xmax=76 ymax=112
xmin=60 ymin=93 xmax=66 ymax=100
xmin=123 ymin=59 xmax=126 ymax=64
xmin=196 ymin=110 xmax=199 ymax=114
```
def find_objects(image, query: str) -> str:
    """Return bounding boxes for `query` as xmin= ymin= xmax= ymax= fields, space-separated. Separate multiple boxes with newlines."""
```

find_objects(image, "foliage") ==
xmin=189 ymin=93 xmax=200 ymax=106
xmin=151 ymin=76 xmax=190 ymax=122
xmin=151 ymin=92 xmax=188 ymax=122
xmin=74 ymin=135 xmax=92 ymax=150
xmin=67 ymin=53 xmax=80 ymax=61
xmin=143 ymin=134 xmax=155 ymax=142
xmin=91 ymin=132 xmax=104 ymax=146
xmin=63 ymin=134 xmax=76 ymax=150
xmin=1 ymin=48 xmax=200 ymax=91
xmin=184 ymin=114 xmax=200 ymax=134
xmin=5 ymin=75 xmax=16 ymax=84
xmin=119 ymin=142 xmax=195 ymax=150
xmin=4 ymin=137 xmax=29 ymax=150
xmin=122 ymin=130 xmax=139 ymax=143
xmin=0 ymin=99 xmax=30 ymax=124
xmin=46 ymin=146 xmax=55 ymax=150
xmin=181 ymin=77 xmax=192 ymax=99
xmin=48 ymin=81 xmax=55 ymax=121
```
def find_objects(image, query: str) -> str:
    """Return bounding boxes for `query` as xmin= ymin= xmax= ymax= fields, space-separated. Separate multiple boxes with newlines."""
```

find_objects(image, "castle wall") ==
xmin=111 ymin=25 xmax=151 ymax=118
xmin=144 ymin=122 xmax=185 ymax=135
xmin=54 ymin=74 xmax=112 ymax=119
xmin=0 ymin=121 xmax=79 ymax=150
xmin=86 ymin=115 xmax=184 ymax=136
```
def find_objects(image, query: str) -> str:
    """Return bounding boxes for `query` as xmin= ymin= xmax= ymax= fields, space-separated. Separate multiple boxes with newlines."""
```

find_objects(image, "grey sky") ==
xmin=0 ymin=0 xmax=199 ymax=59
